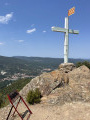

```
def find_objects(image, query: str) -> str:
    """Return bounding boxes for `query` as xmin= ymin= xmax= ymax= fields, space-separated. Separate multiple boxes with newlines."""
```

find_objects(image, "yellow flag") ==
xmin=68 ymin=7 xmax=75 ymax=16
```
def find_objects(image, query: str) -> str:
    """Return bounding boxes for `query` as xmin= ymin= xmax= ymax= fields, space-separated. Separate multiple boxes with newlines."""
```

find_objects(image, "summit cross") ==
xmin=51 ymin=7 xmax=79 ymax=63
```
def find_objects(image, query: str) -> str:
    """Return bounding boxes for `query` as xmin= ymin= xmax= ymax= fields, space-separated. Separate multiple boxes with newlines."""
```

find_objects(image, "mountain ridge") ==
xmin=0 ymin=55 xmax=89 ymax=82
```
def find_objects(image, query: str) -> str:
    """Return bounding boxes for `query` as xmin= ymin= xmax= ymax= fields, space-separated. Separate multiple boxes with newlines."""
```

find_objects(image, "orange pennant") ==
xmin=68 ymin=7 xmax=75 ymax=16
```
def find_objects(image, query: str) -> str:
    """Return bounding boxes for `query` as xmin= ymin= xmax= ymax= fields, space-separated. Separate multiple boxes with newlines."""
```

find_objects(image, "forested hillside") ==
xmin=0 ymin=78 xmax=32 ymax=107
xmin=0 ymin=56 xmax=89 ymax=82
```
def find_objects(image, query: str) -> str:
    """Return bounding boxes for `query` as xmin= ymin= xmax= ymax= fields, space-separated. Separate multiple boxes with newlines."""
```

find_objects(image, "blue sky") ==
xmin=0 ymin=0 xmax=90 ymax=58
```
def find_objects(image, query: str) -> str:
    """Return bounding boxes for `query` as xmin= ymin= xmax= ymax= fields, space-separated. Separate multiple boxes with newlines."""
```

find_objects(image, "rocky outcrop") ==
xmin=58 ymin=63 xmax=76 ymax=73
xmin=44 ymin=65 xmax=90 ymax=105
xmin=20 ymin=70 xmax=69 ymax=97
xmin=68 ymin=65 xmax=90 ymax=84
xmin=20 ymin=63 xmax=90 ymax=105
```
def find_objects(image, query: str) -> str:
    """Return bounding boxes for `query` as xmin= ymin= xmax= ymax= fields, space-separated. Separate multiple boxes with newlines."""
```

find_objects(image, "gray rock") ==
xmin=20 ymin=64 xmax=90 ymax=105
xmin=20 ymin=70 xmax=69 ymax=98
xmin=44 ymin=65 xmax=90 ymax=105
xmin=58 ymin=63 xmax=76 ymax=73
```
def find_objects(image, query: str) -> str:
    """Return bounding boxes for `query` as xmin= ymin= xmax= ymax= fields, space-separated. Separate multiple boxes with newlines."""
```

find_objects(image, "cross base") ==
xmin=58 ymin=63 xmax=76 ymax=73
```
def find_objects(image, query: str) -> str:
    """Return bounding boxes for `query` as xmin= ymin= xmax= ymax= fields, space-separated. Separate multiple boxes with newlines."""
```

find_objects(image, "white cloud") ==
xmin=0 ymin=42 xmax=4 ymax=45
xmin=18 ymin=40 xmax=24 ymax=43
xmin=0 ymin=12 xmax=13 ymax=24
xmin=26 ymin=28 xmax=36 ymax=34
xmin=43 ymin=30 xmax=46 ymax=33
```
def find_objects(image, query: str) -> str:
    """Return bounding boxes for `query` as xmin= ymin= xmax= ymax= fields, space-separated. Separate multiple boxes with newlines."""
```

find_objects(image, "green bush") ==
xmin=26 ymin=88 xmax=42 ymax=105
xmin=0 ymin=93 xmax=3 ymax=108
xmin=76 ymin=61 xmax=90 ymax=69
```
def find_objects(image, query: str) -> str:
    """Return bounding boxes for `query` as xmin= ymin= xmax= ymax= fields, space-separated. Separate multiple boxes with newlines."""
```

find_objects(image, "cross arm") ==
xmin=51 ymin=27 xmax=66 ymax=33
xmin=69 ymin=29 xmax=79 ymax=34
xmin=51 ymin=26 xmax=79 ymax=34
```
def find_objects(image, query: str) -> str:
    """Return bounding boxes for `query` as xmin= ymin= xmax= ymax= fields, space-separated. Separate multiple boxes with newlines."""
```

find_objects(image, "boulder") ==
xmin=58 ymin=63 xmax=76 ymax=73
xmin=68 ymin=65 xmax=90 ymax=84
xmin=20 ymin=70 xmax=69 ymax=98
xmin=20 ymin=64 xmax=90 ymax=105
xmin=42 ymin=65 xmax=90 ymax=105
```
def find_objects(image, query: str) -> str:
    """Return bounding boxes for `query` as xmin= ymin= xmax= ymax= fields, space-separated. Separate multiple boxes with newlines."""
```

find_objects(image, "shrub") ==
xmin=0 ymin=93 xmax=3 ymax=108
xmin=76 ymin=61 xmax=90 ymax=69
xmin=26 ymin=88 xmax=42 ymax=105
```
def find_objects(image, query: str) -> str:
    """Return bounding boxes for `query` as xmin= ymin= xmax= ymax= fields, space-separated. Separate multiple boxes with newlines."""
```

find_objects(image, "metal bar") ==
xmin=64 ymin=17 xmax=69 ymax=63
xmin=6 ymin=106 xmax=13 ymax=120
xmin=8 ymin=95 xmax=23 ymax=120
xmin=11 ymin=103 xmax=23 ymax=120
xmin=27 ymin=113 xmax=31 ymax=120
xmin=7 ymin=92 xmax=32 ymax=120
xmin=51 ymin=27 xmax=66 ymax=33
xmin=69 ymin=29 xmax=79 ymax=34
xmin=12 ymin=97 xmax=21 ymax=116
xmin=52 ymin=27 xmax=79 ymax=34
xmin=20 ymin=96 xmax=32 ymax=114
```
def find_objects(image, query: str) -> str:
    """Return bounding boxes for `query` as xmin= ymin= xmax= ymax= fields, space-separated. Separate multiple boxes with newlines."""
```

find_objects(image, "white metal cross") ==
xmin=52 ymin=17 xmax=79 ymax=63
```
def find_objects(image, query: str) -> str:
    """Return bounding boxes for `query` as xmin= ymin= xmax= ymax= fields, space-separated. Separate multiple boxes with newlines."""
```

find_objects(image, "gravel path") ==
xmin=0 ymin=102 xmax=90 ymax=120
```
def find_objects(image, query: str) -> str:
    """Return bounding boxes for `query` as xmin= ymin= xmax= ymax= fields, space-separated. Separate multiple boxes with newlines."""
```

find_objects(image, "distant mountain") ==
xmin=13 ymin=56 xmax=90 ymax=65
xmin=13 ymin=56 xmax=89 ymax=63
xmin=0 ymin=55 xmax=89 ymax=81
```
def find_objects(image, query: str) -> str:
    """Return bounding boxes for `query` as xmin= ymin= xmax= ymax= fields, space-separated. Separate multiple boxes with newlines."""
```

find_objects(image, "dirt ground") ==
xmin=0 ymin=102 xmax=90 ymax=120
